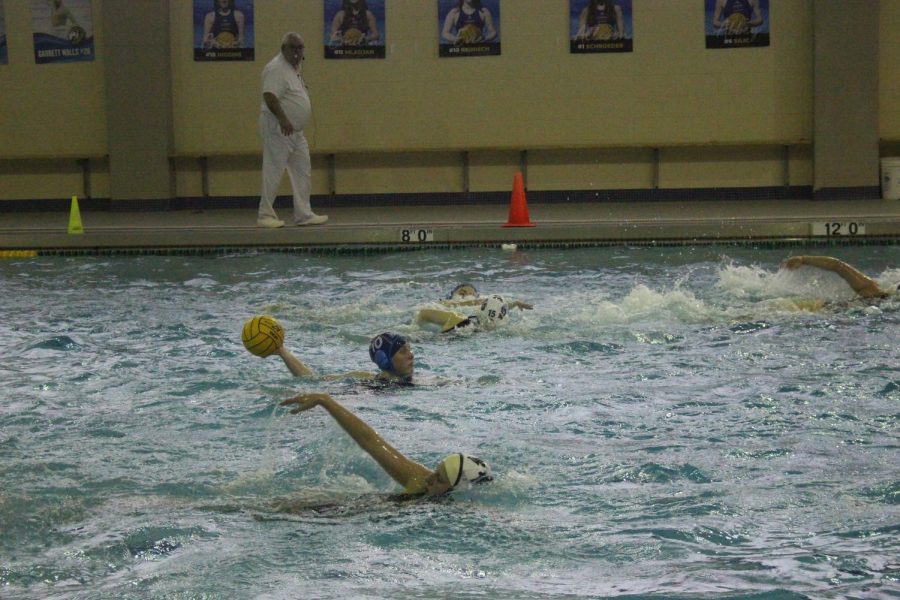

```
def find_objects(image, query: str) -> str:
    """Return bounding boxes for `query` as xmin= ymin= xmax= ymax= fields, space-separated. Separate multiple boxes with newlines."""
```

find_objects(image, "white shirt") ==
xmin=260 ymin=53 xmax=311 ymax=131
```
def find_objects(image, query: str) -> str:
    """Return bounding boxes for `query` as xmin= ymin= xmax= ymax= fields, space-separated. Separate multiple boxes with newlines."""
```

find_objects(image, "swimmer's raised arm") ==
xmin=280 ymin=392 xmax=434 ymax=493
xmin=782 ymin=255 xmax=886 ymax=299
xmin=274 ymin=345 xmax=315 ymax=378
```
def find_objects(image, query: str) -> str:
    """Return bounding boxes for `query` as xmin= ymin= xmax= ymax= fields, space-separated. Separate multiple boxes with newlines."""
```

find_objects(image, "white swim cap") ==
xmin=438 ymin=453 xmax=493 ymax=488
xmin=477 ymin=295 xmax=508 ymax=330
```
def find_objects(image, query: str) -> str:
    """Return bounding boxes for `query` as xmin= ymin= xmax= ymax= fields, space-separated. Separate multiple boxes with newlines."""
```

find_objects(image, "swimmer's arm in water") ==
xmin=274 ymin=345 xmax=316 ymax=378
xmin=322 ymin=370 xmax=378 ymax=381
xmin=280 ymin=392 xmax=433 ymax=494
xmin=416 ymin=308 xmax=467 ymax=333
xmin=441 ymin=298 xmax=533 ymax=310
xmin=783 ymin=255 xmax=885 ymax=299
xmin=277 ymin=357 xmax=375 ymax=382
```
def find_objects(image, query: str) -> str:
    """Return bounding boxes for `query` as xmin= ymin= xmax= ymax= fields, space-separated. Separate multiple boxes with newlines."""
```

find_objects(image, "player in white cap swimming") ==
xmin=417 ymin=294 xmax=517 ymax=334
xmin=440 ymin=282 xmax=533 ymax=310
xmin=418 ymin=285 xmax=533 ymax=334
xmin=280 ymin=391 xmax=492 ymax=497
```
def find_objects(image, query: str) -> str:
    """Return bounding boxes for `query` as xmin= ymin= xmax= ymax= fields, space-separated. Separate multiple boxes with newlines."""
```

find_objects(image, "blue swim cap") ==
xmin=447 ymin=283 xmax=477 ymax=300
xmin=369 ymin=332 xmax=408 ymax=372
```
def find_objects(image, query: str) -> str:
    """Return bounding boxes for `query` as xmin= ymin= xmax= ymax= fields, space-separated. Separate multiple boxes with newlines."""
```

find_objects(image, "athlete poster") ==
xmin=31 ymin=0 xmax=95 ymax=64
xmin=438 ymin=0 xmax=501 ymax=58
xmin=325 ymin=0 xmax=385 ymax=59
xmin=193 ymin=0 xmax=254 ymax=61
xmin=570 ymin=0 xmax=633 ymax=54
xmin=705 ymin=0 xmax=769 ymax=49
xmin=0 ymin=0 xmax=8 ymax=65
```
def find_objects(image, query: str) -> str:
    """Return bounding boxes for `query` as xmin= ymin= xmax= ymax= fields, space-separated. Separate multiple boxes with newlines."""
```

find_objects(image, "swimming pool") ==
xmin=1 ymin=244 xmax=898 ymax=599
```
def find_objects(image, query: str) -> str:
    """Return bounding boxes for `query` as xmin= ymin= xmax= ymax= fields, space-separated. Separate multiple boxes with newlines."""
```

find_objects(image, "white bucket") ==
xmin=881 ymin=157 xmax=900 ymax=200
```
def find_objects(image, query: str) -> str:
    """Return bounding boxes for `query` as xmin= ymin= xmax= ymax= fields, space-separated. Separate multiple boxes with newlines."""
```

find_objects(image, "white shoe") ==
xmin=295 ymin=214 xmax=328 ymax=226
xmin=257 ymin=217 xmax=285 ymax=228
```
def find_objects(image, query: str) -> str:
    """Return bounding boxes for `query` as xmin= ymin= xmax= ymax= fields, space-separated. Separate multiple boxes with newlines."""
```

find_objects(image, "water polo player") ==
xmin=270 ymin=331 xmax=415 ymax=384
xmin=280 ymin=392 xmax=492 ymax=497
xmin=441 ymin=283 xmax=534 ymax=311
xmin=418 ymin=294 xmax=520 ymax=334
xmin=367 ymin=332 xmax=414 ymax=382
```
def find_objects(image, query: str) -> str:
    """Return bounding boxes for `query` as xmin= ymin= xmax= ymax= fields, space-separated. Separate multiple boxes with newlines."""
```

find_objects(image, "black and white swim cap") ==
xmin=438 ymin=453 xmax=493 ymax=488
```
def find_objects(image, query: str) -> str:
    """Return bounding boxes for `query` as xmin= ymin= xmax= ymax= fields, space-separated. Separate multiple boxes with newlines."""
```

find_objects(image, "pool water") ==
xmin=1 ymin=244 xmax=898 ymax=599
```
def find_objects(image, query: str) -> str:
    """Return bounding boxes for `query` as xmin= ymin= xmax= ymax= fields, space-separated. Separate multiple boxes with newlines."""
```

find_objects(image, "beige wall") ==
xmin=881 ymin=0 xmax=900 ymax=140
xmin=1 ymin=0 xmax=896 ymax=201
xmin=0 ymin=0 xmax=109 ymax=199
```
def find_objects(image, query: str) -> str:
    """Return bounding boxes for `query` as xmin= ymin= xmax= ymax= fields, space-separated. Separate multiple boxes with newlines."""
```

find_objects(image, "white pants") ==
xmin=258 ymin=113 xmax=314 ymax=223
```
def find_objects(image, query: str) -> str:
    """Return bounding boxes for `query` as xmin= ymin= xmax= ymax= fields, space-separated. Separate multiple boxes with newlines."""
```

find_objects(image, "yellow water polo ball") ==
xmin=241 ymin=315 xmax=284 ymax=357
xmin=458 ymin=24 xmax=481 ymax=44
xmin=216 ymin=31 xmax=236 ymax=47
xmin=726 ymin=13 xmax=749 ymax=34
xmin=592 ymin=24 xmax=613 ymax=41
xmin=343 ymin=28 xmax=364 ymax=45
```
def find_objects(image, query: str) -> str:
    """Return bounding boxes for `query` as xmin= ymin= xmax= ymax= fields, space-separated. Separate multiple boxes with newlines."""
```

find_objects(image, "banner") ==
xmin=705 ymin=0 xmax=769 ymax=49
xmin=438 ymin=0 xmax=500 ymax=58
xmin=570 ymin=0 xmax=633 ymax=54
xmin=194 ymin=0 xmax=254 ymax=61
xmin=0 ymin=0 xmax=7 ymax=65
xmin=325 ymin=0 xmax=385 ymax=59
xmin=31 ymin=0 xmax=95 ymax=64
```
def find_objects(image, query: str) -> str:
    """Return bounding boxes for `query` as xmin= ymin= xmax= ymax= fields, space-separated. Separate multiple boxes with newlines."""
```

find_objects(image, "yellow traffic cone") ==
xmin=68 ymin=195 xmax=84 ymax=234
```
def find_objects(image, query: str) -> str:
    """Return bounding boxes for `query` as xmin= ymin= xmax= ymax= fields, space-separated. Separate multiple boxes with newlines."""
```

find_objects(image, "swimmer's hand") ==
xmin=509 ymin=300 xmax=533 ymax=310
xmin=782 ymin=256 xmax=805 ymax=270
xmin=280 ymin=392 xmax=332 ymax=414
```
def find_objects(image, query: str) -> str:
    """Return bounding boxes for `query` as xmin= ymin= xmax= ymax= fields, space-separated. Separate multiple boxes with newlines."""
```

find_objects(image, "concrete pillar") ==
xmin=813 ymin=0 xmax=880 ymax=198
xmin=101 ymin=0 xmax=173 ymax=206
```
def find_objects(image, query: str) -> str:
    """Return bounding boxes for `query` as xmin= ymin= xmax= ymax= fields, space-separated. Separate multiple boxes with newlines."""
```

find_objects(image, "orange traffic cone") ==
xmin=502 ymin=171 xmax=535 ymax=227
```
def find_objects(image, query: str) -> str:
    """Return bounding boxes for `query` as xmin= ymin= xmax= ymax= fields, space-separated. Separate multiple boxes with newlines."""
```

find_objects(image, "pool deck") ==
xmin=2 ymin=198 xmax=900 ymax=252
